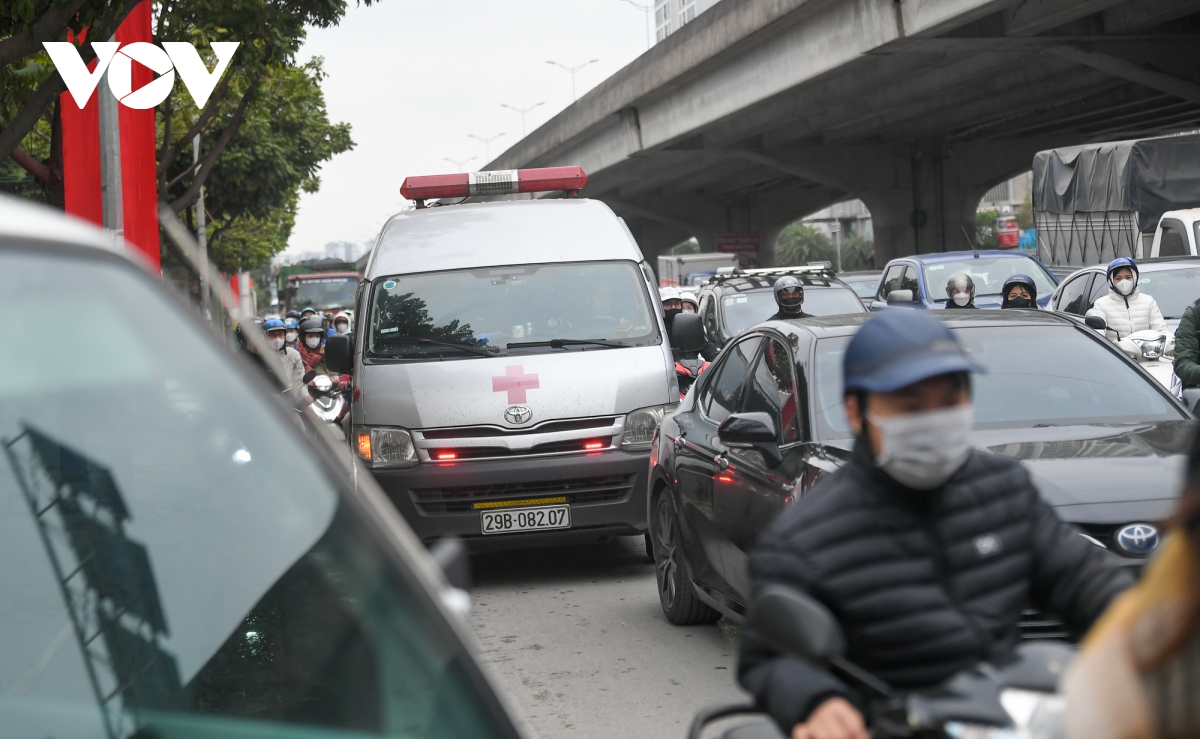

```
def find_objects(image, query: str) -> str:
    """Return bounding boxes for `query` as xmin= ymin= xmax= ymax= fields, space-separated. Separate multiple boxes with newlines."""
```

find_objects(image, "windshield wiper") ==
xmin=379 ymin=337 xmax=502 ymax=357
xmin=507 ymin=338 xmax=626 ymax=350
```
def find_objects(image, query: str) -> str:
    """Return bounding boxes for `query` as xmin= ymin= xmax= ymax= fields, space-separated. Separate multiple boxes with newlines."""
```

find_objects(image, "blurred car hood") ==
xmin=975 ymin=422 xmax=1192 ymax=523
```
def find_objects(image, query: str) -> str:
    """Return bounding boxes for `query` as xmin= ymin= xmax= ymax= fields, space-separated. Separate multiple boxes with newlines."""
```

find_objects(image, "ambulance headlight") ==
xmin=355 ymin=426 xmax=417 ymax=468
xmin=622 ymin=403 xmax=678 ymax=451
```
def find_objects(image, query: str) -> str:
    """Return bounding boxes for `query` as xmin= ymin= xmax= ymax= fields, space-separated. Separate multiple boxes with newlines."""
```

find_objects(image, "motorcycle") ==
xmin=688 ymin=586 xmax=1067 ymax=739
xmin=671 ymin=313 xmax=711 ymax=400
xmin=304 ymin=371 xmax=350 ymax=439
xmin=1085 ymin=316 xmax=1183 ymax=400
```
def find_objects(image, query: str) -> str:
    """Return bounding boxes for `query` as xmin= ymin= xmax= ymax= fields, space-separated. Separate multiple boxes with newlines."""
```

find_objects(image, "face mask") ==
xmin=952 ymin=293 xmax=970 ymax=306
xmin=869 ymin=405 xmax=973 ymax=490
xmin=305 ymin=336 xmax=322 ymax=349
xmin=269 ymin=337 xmax=285 ymax=351
xmin=336 ymin=323 xmax=350 ymax=334
xmin=1007 ymin=296 xmax=1032 ymax=309
xmin=1115 ymin=279 xmax=1135 ymax=296
xmin=285 ymin=331 xmax=298 ymax=342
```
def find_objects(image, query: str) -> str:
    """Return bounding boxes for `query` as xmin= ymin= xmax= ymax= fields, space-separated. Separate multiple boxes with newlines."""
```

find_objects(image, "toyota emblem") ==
xmin=1115 ymin=523 xmax=1160 ymax=555
xmin=504 ymin=405 xmax=533 ymax=425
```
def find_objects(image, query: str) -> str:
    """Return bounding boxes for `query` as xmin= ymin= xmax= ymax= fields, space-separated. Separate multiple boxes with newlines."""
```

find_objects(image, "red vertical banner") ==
xmin=115 ymin=1 xmax=160 ymax=273
xmin=60 ymin=30 xmax=102 ymax=226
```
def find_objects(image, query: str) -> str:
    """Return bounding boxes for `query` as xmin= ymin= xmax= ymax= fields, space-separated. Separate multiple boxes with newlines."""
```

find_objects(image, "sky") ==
xmin=283 ymin=0 xmax=653 ymax=259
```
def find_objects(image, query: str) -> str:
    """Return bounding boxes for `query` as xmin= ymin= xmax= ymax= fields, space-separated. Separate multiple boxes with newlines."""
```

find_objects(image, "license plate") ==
xmin=480 ymin=505 xmax=571 ymax=535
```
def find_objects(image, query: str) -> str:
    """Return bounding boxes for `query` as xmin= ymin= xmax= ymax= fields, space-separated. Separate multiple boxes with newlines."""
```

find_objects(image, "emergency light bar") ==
xmin=400 ymin=166 xmax=587 ymax=204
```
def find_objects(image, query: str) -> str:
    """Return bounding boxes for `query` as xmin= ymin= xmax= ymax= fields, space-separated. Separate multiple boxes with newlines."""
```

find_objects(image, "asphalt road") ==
xmin=469 ymin=535 xmax=751 ymax=739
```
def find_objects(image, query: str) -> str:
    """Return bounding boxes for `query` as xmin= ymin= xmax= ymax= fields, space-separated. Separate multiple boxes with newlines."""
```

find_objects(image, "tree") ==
xmin=776 ymin=222 xmax=875 ymax=271
xmin=976 ymin=209 xmax=1000 ymax=249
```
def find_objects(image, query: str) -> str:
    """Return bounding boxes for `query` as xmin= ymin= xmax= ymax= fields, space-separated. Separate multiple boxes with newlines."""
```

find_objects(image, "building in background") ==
xmin=978 ymin=171 xmax=1032 ymax=213
xmin=655 ymin=0 xmax=722 ymax=42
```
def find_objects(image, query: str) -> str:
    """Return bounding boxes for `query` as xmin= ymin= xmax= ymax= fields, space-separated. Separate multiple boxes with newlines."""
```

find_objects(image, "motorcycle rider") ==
xmin=738 ymin=309 xmax=1130 ymax=739
xmin=297 ymin=318 xmax=328 ymax=375
xmin=1086 ymin=258 xmax=1166 ymax=340
xmin=332 ymin=313 xmax=351 ymax=336
xmin=263 ymin=317 xmax=306 ymax=397
xmin=283 ymin=317 xmax=300 ymax=349
xmin=661 ymin=286 xmax=684 ymax=338
xmin=1000 ymin=274 xmax=1039 ymax=309
xmin=944 ymin=273 xmax=977 ymax=309
xmin=769 ymin=276 xmax=808 ymax=321
xmin=680 ymin=292 xmax=699 ymax=314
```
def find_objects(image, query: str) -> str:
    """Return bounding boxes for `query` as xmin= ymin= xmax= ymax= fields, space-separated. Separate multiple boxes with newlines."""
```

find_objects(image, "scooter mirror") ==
xmin=1084 ymin=314 xmax=1107 ymax=331
xmin=671 ymin=312 xmax=706 ymax=352
xmin=325 ymin=334 xmax=354 ymax=374
xmin=748 ymin=585 xmax=846 ymax=663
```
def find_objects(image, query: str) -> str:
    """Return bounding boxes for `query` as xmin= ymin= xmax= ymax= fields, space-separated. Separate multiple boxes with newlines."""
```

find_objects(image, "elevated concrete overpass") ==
xmin=489 ymin=0 xmax=1200 ymax=268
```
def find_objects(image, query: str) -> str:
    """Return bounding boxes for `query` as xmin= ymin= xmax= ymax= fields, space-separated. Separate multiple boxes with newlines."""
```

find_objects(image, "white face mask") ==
xmin=952 ymin=293 xmax=970 ymax=306
xmin=285 ymin=331 xmax=298 ymax=342
xmin=269 ymin=337 xmax=285 ymax=351
xmin=336 ymin=323 xmax=350 ymax=335
xmin=305 ymin=336 xmax=322 ymax=349
xmin=1115 ymin=279 xmax=1135 ymax=296
xmin=869 ymin=405 xmax=974 ymax=490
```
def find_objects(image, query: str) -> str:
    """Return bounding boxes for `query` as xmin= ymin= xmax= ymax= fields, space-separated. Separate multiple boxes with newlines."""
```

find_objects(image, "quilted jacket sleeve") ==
xmin=1174 ymin=308 xmax=1200 ymax=387
xmin=1147 ymin=296 xmax=1167 ymax=332
xmin=738 ymin=512 xmax=858 ymax=732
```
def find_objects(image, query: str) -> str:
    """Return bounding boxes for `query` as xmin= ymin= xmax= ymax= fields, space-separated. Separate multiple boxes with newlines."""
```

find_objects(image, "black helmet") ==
xmin=285 ymin=310 xmax=302 ymax=320
xmin=773 ymin=276 xmax=804 ymax=311
xmin=945 ymin=273 xmax=975 ymax=300
xmin=300 ymin=318 xmax=325 ymax=334
xmin=1001 ymin=274 xmax=1038 ymax=309
xmin=235 ymin=316 xmax=265 ymax=351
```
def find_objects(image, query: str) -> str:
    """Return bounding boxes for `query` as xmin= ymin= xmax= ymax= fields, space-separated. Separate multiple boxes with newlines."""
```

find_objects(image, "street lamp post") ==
xmin=443 ymin=156 xmax=477 ymax=173
xmin=546 ymin=59 xmax=600 ymax=102
xmin=618 ymin=0 xmax=653 ymax=49
xmin=467 ymin=133 xmax=506 ymax=163
xmin=500 ymin=102 xmax=544 ymax=139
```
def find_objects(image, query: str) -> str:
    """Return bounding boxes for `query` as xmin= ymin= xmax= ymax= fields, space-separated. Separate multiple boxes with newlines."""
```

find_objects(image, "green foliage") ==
xmin=775 ymin=222 xmax=875 ymax=271
xmin=1016 ymin=195 xmax=1034 ymax=230
xmin=976 ymin=209 xmax=1000 ymax=249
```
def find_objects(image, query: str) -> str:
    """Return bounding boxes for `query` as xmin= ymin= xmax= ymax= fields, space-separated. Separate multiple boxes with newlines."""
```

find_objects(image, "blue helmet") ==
xmin=283 ymin=317 xmax=299 ymax=330
xmin=264 ymin=318 xmax=285 ymax=331
xmin=843 ymin=310 xmax=982 ymax=394
xmin=1106 ymin=257 xmax=1139 ymax=285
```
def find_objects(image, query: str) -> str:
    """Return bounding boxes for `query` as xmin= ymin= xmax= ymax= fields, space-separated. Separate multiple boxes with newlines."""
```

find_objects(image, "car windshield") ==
xmin=813 ymin=325 xmax=1180 ymax=441
xmin=1137 ymin=266 xmax=1200 ymax=319
xmin=923 ymin=257 xmax=1056 ymax=301
xmin=722 ymin=288 xmax=865 ymax=334
xmin=0 ymin=248 xmax=513 ymax=739
xmin=367 ymin=261 xmax=658 ymax=359
xmin=289 ymin=275 xmax=358 ymax=311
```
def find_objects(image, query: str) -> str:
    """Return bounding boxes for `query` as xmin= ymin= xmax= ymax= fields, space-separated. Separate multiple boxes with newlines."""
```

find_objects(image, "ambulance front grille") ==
xmin=410 ymin=474 xmax=634 ymax=515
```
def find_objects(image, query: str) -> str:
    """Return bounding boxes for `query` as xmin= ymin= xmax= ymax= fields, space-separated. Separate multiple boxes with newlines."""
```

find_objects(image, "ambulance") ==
xmin=327 ymin=167 xmax=676 ymax=547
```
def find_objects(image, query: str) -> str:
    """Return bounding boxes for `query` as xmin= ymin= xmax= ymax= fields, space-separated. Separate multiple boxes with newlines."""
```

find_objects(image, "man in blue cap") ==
xmin=738 ymin=310 xmax=1129 ymax=739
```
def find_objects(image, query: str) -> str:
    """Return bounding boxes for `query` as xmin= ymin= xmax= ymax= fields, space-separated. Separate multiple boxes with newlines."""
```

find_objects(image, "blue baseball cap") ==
xmin=843 ymin=310 xmax=982 ymax=394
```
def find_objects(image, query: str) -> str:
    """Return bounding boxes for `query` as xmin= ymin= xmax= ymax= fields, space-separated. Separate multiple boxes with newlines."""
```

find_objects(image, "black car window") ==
xmin=901 ymin=266 xmax=919 ymax=294
xmin=1056 ymin=273 xmax=1095 ymax=315
xmin=1088 ymin=273 xmax=1111 ymax=306
xmin=0 ymin=248 xmax=513 ymax=739
xmin=741 ymin=337 xmax=802 ymax=444
xmin=701 ymin=336 xmax=763 ymax=424
xmin=1159 ymin=218 xmax=1189 ymax=257
xmin=701 ymin=293 xmax=719 ymax=336
xmin=879 ymin=265 xmax=905 ymax=299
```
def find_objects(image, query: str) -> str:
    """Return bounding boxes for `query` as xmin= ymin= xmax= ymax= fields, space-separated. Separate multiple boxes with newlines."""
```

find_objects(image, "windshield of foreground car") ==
xmin=289 ymin=275 xmax=358 ymax=311
xmin=722 ymin=288 xmax=865 ymax=334
xmin=0 ymin=248 xmax=513 ymax=739
xmin=367 ymin=261 xmax=658 ymax=359
xmin=923 ymin=257 xmax=1056 ymax=301
xmin=813 ymin=324 xmax=1181 ymax=441
xmin=1137 ymin=266 xmax=1200 ymax=319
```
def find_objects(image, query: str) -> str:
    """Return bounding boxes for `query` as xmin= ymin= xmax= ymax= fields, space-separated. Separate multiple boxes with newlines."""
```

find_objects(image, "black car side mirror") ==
xmin=672 ymin=312 xmax=706 ymax=352
xmin=1084 ymin=314 xmax=1107 ymax=331
xmin=748 ymin=585 xmax=846 ymax=663
xmin=718 ymin=412 xmax=783 ymax=468
xmin=325 ymin=334 xmax=354 ymax=374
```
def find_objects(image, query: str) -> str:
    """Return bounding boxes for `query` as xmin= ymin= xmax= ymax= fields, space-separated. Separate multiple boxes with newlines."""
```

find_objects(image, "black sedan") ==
xmin=647 ymin=309 xmax=1193 ymax=635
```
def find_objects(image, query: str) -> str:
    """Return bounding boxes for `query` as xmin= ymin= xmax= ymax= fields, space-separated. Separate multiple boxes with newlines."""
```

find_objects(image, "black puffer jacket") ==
xmin=738 ymin=444 xmax=1132 ymax=731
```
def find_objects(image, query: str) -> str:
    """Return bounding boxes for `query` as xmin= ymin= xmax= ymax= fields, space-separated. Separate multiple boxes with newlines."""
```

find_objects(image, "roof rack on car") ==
xmin=707 ymin=262 xmax=838 ymax=285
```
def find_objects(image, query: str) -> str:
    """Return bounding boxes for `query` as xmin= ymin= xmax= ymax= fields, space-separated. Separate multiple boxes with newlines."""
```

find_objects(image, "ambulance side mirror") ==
xmin=325 ymin=335 xmax=354 ymax=374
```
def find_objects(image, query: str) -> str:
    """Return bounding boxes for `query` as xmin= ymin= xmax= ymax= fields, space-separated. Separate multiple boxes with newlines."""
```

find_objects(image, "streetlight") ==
xmin=546 ymin=59 xmax=600 ymax=102
xmin=443 ymin=155 xmax=476 ymax=173
xmin=500 ymin=102 xmax=544 ymax=139
xmin=467 ymin=132 xmax=505 ymax=163
xmin=618 ymin=0 xmax=653 ymax=50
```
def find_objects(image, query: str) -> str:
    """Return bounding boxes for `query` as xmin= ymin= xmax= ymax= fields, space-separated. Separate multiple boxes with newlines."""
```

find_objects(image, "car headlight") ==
xmin=1131 ymin=336 xmax=1166 ymax=359
xmin=355 ymin=426 xmax=417 ymax=468
xmin=621 ymin=403 xmax=678 ymax=451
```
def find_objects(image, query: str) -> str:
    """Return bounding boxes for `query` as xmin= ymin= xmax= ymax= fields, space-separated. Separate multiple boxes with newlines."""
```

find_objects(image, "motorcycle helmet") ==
xmin=659 ymin=286 xmax=681 ymax=303
xmin=300 ymin=318 xmax=325 ymax=335
xmin=285 ymin=310 xmax=302 ymax=320
xmin=680 ymin=292 xmax=699 ymax=313
xmin=283 ymin=317 xmax=299 ymax=330
xmin=264 ymin=317 xmax=285 ymax=331
xmin=235 ymin=316 xmax=266 ymax=350
xmin=1000 ymin=274 xmax=1038 ymax=309
xmin=1106 ymin=257 xmax=1139 ymax=294
xmin=945 ymin=273 xmax=975 ymax=306
xmin=773 ymin=276 xmax=805 ymax=312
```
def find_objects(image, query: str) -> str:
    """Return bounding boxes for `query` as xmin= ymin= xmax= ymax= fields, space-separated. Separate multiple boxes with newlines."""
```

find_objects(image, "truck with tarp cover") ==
xmin=1032 ymin=134 xmax=1200 ymax=267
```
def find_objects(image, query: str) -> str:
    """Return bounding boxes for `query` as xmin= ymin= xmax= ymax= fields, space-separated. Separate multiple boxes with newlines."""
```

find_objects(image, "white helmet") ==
xmin=659 ymin=286 xmax=682 ymax=302
xmin=680 ymin=292 xmax=699 ymax=309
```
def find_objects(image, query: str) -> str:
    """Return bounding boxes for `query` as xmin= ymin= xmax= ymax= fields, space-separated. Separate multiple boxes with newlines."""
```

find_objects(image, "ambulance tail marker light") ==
xmin=400 ymin=166 xmax=587 ymax=206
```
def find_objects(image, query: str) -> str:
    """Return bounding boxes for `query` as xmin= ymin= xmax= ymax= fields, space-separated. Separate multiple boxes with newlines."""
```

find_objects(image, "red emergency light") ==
xmin=400 ymin=166 xmax=588 ymax=205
